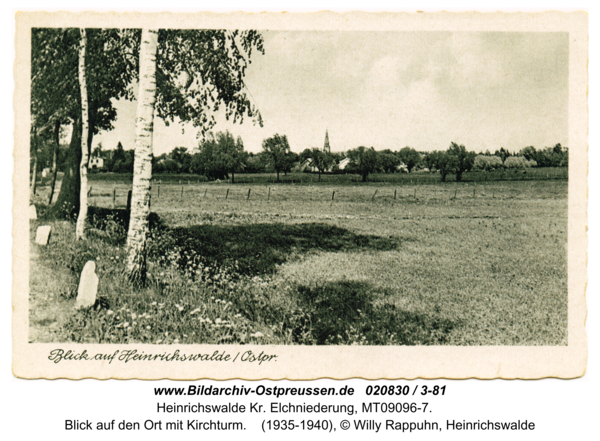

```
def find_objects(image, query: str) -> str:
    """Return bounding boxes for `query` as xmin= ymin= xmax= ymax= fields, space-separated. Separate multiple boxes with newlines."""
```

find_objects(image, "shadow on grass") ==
xmin=295 ymin=281 xmax=457 ymax=345
xmin=167 ymin=222 xmax=400 ymax=276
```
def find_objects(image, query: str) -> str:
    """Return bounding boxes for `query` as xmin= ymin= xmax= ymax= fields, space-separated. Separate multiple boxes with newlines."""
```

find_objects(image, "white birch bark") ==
xmin=126 ymin=29 xmax=158 ymax=283
xmin=76 ymin=28 xmax=89 ymax=240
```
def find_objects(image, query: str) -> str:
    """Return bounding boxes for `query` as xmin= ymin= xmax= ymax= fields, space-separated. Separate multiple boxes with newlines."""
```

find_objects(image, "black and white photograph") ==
xmin=13 ymin=11 xmax=587 ymax=380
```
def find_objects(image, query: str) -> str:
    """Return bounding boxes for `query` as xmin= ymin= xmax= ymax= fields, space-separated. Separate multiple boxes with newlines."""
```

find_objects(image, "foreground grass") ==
xmin=31 ymin=215 xmax=452 ymax=345
xmin=30 ymin=179 xmax=567 ymax=345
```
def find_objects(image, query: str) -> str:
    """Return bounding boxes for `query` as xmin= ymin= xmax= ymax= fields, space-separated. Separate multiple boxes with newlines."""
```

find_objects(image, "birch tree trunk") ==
xmin=126 ymin=29 xmax=158 ymax=284
xmin=75 ymin=28 xmax=89 ymax=240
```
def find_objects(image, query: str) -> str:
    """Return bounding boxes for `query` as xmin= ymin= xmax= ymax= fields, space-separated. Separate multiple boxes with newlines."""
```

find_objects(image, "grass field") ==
xmin=29 ymin=174 xmax=568 ymax=346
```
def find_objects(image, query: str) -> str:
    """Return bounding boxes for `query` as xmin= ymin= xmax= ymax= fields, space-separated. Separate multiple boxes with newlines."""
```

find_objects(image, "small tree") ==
xmin=168 ymin=147 xmax=192 ymax=173
xmin=244 ymin=152 xmax=266 ymax=173
xmin=434 ymin=151 xmax=457 ymax=182
xmin=192 ymin=131 xmax=245 ymax=182
xmin=447 ymin=142 xmax=476 ymax=182
xmin=262 ymin=134 xmax=291 ymax=182
xmin=423 ymin=151 xmax=439 ymax=173
xmin=398 ymin=146 xmax=421 ymax=173
xmin=284 ymin=151 xmax=298 ymax=176
xmin=299 ymin=148 xmax=313 ymax=164
xmin=494 ymin=147 xmax=512 ymax=163
xmin=308 ymin=148 xmax=334 ymax=182
xmin=519 ymin=146 xmax=537 ymax=162
xmin=347 ymin=146 xmax=379 ymax=182
xmin=108 ymin=141 xmax=126 ymax=172
xmin=378 ymin=149 xmax=401 ymax=173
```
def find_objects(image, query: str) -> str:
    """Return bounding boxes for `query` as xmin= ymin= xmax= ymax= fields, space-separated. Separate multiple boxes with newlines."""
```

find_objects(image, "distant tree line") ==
xmin=69 ymin=136 xmax=568 ymax=184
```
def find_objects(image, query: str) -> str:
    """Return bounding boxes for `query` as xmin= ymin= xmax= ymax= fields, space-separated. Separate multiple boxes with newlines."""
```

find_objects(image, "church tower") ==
xmin=323 ymin=129 xmax=331 ymax=153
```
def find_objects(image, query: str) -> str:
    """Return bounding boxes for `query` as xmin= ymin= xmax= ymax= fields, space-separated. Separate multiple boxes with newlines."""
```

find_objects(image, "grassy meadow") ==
xmin=29 ymin=172 xmax=568 ymax=346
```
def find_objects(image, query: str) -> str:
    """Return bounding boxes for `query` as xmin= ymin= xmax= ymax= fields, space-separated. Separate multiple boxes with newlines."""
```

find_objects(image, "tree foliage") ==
xmin=378 ymin=149 xmax=401 ymax=173
xmin=155 ymin=30 xmax=264 ymax=134
xmin=494 ymin=147 xmax=512 ymax=163
xmin=192 ymin=131 xmax=245 ymax=181
xmin=308 ymin=148 xmax=334 ymax=181
xmin=427 ymin=151 xmax=457 ymax=182
xmin=397 ymin=146 xmax=421 ymax=173
xmin=347 ymin=146 xmax=379 ymax=182
xmin=473 ymin=154 xmax=503 ymax=171
xmin=262 ymin=134 xmax=292 ymax=181
xmin=447 ymin=142 xmax=476 ymax=182
xmin=504 ymin=156 xmax=537 ymax=170
xmin=33 ymin=28 xmax=264 ymax=218
xmin=518 ymin=144 xmax=568 ymax=168
xmin=33 ymin=28 xmax=140 ymax=218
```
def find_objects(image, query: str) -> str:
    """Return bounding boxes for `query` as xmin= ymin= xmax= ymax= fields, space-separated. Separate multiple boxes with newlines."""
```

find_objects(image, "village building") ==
xmin=89 ymin=157 xmax=104 ymax=170
xmin=297 ymin=129 xmax=334 ymax=172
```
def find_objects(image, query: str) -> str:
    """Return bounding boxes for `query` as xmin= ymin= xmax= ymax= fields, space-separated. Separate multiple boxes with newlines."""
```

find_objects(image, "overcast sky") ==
xmin=93 ymin=30 xmax=569 ymax=155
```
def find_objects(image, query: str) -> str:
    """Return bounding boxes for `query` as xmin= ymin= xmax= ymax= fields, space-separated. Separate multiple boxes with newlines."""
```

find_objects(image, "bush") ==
xmin=504 ymin=156 xmax=534 ymax=170
xmin=474 ymin=155 xmax=503 ymax=171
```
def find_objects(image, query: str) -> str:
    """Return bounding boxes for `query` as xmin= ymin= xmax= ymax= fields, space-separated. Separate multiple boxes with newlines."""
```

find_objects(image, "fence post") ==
xmin=394 ymin=189 xmax=397 ymax=200
xmin=157 ymin=183 xmax=160 ymax=198
xmin=204 ymin=189 xmax=207 ymax=198
xmin=126 ymin=190 xmax=132 ymax=213
xmin=247 ymin=189 xmax=251 ymax=200
xmin=181 ymin=186 xmax=184 ymax=197
xmin=454 ymin=189 xmax=457 ymax=199
xmin=372 ymin=189 xmax=378 ymax=201
xmin=267 ymin=187 xmax=271 ymax=201
xmin=332 ymin=190 xmax=335 ymax=201
xmin=473 ymin=188 xmax=476 ymax=198
xmin=226 ymin=188 xmax=229 ymax=200
xmin=112 ymin=186 xmax=116 ymax=208
xmin=413 ymin=188 xmax=416 ymax=199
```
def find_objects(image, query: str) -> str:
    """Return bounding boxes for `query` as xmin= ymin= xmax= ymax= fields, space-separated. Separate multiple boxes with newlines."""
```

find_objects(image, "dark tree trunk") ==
xmin=30 ymin=148 xmax=38 ymax=198
xmin=48 ymin=120 xmax=60 ymax=205
xmin=362 ymin=172 xmax=368 ymax=182
xmin=318 ymin=171 xmax=321 ymax=182
xmin=47 ymin=115 xmax=94 ymax=219
xmin=231 ymin=171 xmax=235 ymax=184
xmin=276 ymin=170 xmax=280 ymax=182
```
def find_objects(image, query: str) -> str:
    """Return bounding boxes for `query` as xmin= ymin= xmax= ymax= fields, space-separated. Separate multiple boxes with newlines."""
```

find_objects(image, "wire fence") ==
xmin=84 ymin=176 xmax=567 ymax=211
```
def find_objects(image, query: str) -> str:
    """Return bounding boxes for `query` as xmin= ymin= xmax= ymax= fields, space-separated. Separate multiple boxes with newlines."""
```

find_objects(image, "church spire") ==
xmin=323 ymin=129 xmax=330 ymax=153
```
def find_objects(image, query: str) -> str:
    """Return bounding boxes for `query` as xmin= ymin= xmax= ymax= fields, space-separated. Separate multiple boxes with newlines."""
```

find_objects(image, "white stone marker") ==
xmin=75 ymin=261 xmax=99 ymax=309
xmin=29 ymin=205 xmax=37 ymax=220
xmin=35 ymin=225 xmax=52 ymax=245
